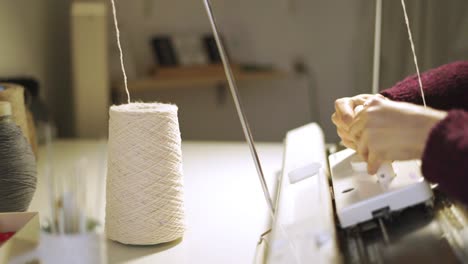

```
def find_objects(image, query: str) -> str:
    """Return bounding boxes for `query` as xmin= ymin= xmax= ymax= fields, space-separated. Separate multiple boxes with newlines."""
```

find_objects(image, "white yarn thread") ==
xmin=371 ymin=0 xmax=382 ymax=94
xmin=105 ymin=103 xmax=185 ymax=245
xmin=109 ymin=0 xmax=131 ymax=104
xmin=401 ymin=0 xmax=427 ymax=108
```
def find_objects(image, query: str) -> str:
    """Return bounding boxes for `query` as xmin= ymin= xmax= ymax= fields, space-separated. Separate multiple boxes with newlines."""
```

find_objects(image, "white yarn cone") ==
xmin=105 ymin=103 xmax=185 ymax=245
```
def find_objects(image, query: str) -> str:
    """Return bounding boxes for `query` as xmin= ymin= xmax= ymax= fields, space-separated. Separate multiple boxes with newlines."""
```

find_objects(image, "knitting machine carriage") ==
xmin=261 ymin=123 xmax=468 ymax=263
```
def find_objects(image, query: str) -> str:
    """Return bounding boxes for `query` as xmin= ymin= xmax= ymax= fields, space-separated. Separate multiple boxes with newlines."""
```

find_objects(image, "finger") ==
xmin=342 ymin=139 xmax=357 ymax=150
xmin=337 ymin=128 xmax=353 ymax=142
xmin=332 ymin=113 xmax=350 ymax=132
xmin=364 ymin=96 xmax=384 ymax=107
xmin=357 ymin=131 xmax=369 ymax=161
xmin=367 ymin=151 xmax=382 ymax=175
xmin=375 ymin=94 xmax=389 ymax=101
xmin=349 ymin=113 xmax=366 ymax=140
xmin=335 ymin=99 xmax=355 ymax=126
xmin=331 ymin=113 xmax=340 ymax=126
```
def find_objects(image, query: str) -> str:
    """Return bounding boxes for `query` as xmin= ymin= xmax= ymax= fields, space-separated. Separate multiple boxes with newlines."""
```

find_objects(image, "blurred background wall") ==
xmin=0 ymin=0 xmax=72 ymax=136
xmin=0 ymin=0 xmax=467 ymax=142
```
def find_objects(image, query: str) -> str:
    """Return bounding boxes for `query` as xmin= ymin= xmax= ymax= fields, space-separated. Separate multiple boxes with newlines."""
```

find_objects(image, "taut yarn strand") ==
xmin=106 ymin=103 xmax=185 ymax=245
xmin=109 ymin=0 xmax=130 ymax=104
xmin=400 ymin=0 xmax=427 ymax=108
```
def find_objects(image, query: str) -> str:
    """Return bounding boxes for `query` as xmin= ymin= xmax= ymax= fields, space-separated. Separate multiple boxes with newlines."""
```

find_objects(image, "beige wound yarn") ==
xmin=0 ymin=84 xmax=30 ymax=145
xmin=105 ymin=102 xmax=185 ymax=245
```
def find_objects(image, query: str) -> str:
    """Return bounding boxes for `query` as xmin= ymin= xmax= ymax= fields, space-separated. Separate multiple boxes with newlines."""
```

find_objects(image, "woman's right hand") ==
xmin=331 ymin=94 xmax=385 ymax=149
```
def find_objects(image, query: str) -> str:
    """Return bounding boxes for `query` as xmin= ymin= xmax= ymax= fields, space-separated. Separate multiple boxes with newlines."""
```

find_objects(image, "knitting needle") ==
xmin=203 ymin=0 xmax=275 ymax=214
xmin=378 ymin=217 xmax=390 ymax=244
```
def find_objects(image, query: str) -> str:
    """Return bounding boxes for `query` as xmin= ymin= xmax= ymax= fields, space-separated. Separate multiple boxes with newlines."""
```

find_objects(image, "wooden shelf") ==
xmin=119 ymin=65 xmax=287 ymax=94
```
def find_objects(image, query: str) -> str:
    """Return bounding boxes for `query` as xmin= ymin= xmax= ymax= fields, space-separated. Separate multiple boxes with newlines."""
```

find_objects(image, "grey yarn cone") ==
xmin=0 ymin=121 xmax=37 ymax=212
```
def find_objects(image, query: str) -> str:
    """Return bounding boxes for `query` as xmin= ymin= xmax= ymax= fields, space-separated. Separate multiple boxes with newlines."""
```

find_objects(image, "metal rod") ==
xmin=202 ymin=0 xmax=276 ymax=214
xmin=378 ymin=218 xmax=390 ymax=244
xmin=372 ymin=0 xmax=382 ymax=94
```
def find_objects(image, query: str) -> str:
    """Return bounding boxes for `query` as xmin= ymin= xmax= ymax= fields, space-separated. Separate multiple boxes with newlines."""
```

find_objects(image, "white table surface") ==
xmin=26 ymin=140 xmax=283 ymax=264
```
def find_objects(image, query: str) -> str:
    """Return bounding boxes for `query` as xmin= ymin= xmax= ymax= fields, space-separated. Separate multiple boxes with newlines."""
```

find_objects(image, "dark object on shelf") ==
xmin=203 ymin=34 xmax=223 ymax=64
xmin=0 ymin=77 xmax=49 ymax=123
xmin=0 ymin=77 xmax=39 ymax=102
xmin=151 ymin=36 xmax=179 ymax=66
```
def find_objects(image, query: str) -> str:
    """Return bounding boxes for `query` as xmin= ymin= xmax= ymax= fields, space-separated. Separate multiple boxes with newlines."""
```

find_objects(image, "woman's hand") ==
xmin=331 ymin=94 xmax=385 ymax=149
xmin=349 ymin=97 xmax=447 ymax=174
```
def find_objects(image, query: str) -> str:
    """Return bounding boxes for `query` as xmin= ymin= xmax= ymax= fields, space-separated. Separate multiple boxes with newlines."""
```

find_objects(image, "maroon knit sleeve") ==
xmin=380 ymin=61 xmax=468 ymax=111
xmin=422 ymin=110 xmax=468 ymax=204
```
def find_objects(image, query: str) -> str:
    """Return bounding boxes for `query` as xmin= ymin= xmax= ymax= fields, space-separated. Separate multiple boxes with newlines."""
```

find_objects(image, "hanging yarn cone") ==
xmin=105 ymin=103 xmax=185 ymax=245
xmin=0 ymin=101 xmax=37 ymax=212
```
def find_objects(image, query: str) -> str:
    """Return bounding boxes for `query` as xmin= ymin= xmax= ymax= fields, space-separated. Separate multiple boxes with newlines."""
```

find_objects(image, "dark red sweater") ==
xmin=380 ymin=61 xmax=468 ymax=204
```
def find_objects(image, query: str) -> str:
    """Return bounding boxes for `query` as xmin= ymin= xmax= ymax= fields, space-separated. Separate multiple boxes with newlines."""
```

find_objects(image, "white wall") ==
xmin=112 ymin=0 xmax=376 ymax=142
xmin=0 ymin=0 xmax=72 ymax=136
xmin=0 ymin=1 xmax=49 ymax=91
xmin=0 ymin=1 xmax=414 ymax=142
xmin=2 ymin=1 xmax=465 ymax=141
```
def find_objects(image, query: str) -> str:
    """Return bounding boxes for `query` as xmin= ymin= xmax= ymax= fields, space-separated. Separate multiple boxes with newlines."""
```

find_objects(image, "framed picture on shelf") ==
xmin=151 ymin=36 xmax=179 ymax=66
xmin=151 ymin=33 xmax=228 ymax=68
xmin=172 ymin=34 xmax=208 ymax=66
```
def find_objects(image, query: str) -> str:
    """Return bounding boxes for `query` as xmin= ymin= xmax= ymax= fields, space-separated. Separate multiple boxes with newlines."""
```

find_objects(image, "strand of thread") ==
xmin=401 ymin=0 xmax=427 ymax=108
xmin=106 ymin=103 xmax=185 ymax=245
xmin=110 ymin=0 xmax=130 ymax=104
xmin=0 ymin=121 xmax=36 ymax=212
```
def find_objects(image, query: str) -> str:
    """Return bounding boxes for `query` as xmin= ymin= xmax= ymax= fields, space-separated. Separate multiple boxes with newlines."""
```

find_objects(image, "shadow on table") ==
xmin=106 ymin=237 xmax=183 ymax=263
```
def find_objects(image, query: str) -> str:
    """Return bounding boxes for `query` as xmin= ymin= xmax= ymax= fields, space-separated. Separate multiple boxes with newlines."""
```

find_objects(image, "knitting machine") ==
xmin=259 ymin=123 xmax=468 ymax=263
xmin=202 ymin=0 xmax=468 ymax=262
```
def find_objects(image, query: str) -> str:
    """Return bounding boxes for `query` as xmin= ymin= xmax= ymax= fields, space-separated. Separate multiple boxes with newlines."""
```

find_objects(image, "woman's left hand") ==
xmin=349 ymin=97 xmax=447 ymax=174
